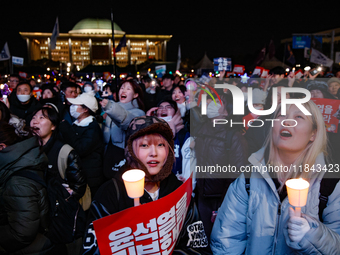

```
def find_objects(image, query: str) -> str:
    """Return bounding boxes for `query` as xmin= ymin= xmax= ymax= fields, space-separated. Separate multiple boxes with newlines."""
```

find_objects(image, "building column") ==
xmin=146 ymin=39 xmax=149 ymax=60
xmin=108 ymin=39 xmax=113 ymax=65
xmin=163 ymin=40 xmax=167 ymax=61
xmin=127 ymin=39 xmax=131 ymax=65
xmin=48 ymin=37 xmax=51 ymax=60
xmin=26 ymin=38 xmax=31 ymax=64
xmin=89 ymin=38 xmax=92 ymax=64
xmin=68 ymin=38 xmax=72 ymax=64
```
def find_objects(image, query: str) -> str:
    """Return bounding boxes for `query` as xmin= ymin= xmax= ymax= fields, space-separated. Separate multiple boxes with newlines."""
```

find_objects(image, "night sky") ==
xmin=1 ymin=1 xmax=339 ymax=65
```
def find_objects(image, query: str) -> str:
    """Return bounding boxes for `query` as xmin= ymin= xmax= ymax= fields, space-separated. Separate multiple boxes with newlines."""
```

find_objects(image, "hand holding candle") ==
xmin=122 ymin=169 xmax=145 ymax=207
xmin=285 ymin=178 xmax=309 ymax=217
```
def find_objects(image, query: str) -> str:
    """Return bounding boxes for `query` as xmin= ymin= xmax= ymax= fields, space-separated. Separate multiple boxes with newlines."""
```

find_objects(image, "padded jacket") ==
xmin=42 ymin=135 xmax=86 ymax=200
xmin=0 ymin=137 xmax=52 ymax=254
xmin=211 ymin=147 xmax=340 ymax=255
xmin=59 ymin=117 xmax=104 ymax=190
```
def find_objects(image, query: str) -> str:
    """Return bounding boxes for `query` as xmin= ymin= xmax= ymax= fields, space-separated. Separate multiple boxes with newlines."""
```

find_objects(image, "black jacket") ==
xmin=0 ymin=137 xmax=52 ymax=254
xmin=9 ymin=93 xmax=41 ymax=124
xmin=42 ymin=135 xmax=86 ymax=200
xmin=82 ymin=173 xmax=211 ymax=254
xmin=59 ymin=117 xmax=105 ymax=191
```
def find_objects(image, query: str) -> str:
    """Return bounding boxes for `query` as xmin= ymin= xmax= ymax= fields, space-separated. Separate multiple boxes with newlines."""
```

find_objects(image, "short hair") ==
xmin=9 ymin=74 xmax=20 ymax=80
xmin=172 ymin=85 xmax=186 ymax=95
xmin=157 ymin=99 xmax=178 ymax=113
xmin=60 ymin=81 xmax=78 ymax=92
xmin=269 ymin=66 xmax=285 ymax=75
xmin=16 ymin=82 xmax=33 ymax=92
xmin=162 ymin=73 xmax=174 ymax=80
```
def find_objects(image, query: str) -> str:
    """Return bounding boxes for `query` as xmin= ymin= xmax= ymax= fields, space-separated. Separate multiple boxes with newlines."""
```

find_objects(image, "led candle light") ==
xmin=285 ymin=178 xmax=310 ymax=217
xmin=122 ymin=169 xmax=145 ymax=207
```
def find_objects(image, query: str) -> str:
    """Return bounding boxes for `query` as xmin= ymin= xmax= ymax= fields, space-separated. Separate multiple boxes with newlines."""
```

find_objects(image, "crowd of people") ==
xmin=1 ymin=65 xmax=340 ymax=254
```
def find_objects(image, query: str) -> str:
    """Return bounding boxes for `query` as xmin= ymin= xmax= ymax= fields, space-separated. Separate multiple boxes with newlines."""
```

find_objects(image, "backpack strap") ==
xmin=112 ymin=178 xmax=120 ymax=201
xmin=319 ymin=177 xmax=339 ymax=222
xmin=57 ymin=144 xmax=74 ymax=180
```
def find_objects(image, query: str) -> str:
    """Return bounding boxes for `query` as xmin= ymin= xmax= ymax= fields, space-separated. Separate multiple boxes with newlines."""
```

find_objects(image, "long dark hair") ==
xmin=119 ymin=80 xmax=145 ymax=111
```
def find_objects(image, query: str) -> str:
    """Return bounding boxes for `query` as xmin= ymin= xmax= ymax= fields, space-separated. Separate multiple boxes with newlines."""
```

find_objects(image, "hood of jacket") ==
xmin=0 ymin=137 xmax=47 ymax=186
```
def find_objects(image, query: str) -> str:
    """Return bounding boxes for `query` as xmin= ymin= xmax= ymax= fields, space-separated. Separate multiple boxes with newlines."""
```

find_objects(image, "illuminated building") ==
xmin=20 ymin=18 xmax=172 ymax=69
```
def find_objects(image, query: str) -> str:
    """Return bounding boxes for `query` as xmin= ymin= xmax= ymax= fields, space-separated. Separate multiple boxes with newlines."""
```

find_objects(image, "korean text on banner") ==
xmin=214 ymin=58 xmax=232 ymax=72
xmin=93 ymin=177 xmax=193 ymax=255
xmin=312 ymin=98 xmax=340 ymax=133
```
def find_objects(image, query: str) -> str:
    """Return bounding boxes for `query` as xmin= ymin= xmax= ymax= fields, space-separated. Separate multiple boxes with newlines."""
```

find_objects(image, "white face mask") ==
xmin=159 ymin=116 xmax=172 ymax=122
xmin=70 ymin=105 xmax=81 ymax=119
xmin=17 ymin=94 xmax=31 ymax=103
xmin=84 ymin=86 xmax=92 ymax=93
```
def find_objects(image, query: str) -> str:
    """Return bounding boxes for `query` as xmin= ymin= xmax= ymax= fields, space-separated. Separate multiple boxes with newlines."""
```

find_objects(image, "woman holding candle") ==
xmin=211 ymin=100 xmax=340 ymax=254
xmin=82 ymin=116 xmax=210 ymax=254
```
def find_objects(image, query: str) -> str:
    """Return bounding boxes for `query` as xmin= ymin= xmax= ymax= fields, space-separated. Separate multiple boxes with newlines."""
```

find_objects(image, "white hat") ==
xmin=67 ymin=93 xmax=98 ymax=113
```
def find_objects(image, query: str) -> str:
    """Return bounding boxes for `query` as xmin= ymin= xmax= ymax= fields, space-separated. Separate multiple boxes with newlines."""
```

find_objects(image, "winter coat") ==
xmin=102 ymin=99 xmax=145 ymax=149
xmin=9 ymin=93 xmax=41 ymax=124
xmin=0 ymin=137 xmax=52 ymax=254
xmin=194 ymin=120 xmax=248 ymax=238
xmin=42 ymin=135 xmax=86 ymax=200
xmin=211 ymin=147 xmax=340 ymax=255
xmin=59 ymin=116 xmax=104 ymax=194
xmin=82 ymin=172 xmax=210 ymax=254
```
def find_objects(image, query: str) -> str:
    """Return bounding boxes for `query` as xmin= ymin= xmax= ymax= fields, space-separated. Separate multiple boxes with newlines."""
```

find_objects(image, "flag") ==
xmin=268 ymin=40 xmax=275 ymax=60
xmin=50 ymin=17 xmax=59 ymax=50
xmin=115 ymin=34 xmax=126 ymax=53
xmin=0 ymin=42 xmax=10 ymax=61
xmin=285 ymin=43 xmax=295 ymax=66
xmin=254 ymin=46 xmax=266 ymax=66
xmin=310 ymin=48 xmax=333 ymax=67
xmin=176 ymin=44 xmax=181 ymax=71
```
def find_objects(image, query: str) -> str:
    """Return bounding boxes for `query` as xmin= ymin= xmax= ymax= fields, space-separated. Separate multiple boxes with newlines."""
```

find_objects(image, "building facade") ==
xmin=20 ymin=18 xmax=172 ymax=69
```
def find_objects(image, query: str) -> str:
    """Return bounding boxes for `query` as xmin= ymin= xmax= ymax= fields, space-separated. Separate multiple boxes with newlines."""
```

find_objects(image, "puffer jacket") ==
xmin=102 ymin=99 xmax=145 ymax=149
xmin=194 ymin=120 xmax=248 ymax=238
xmin=59 ymin=117 xmax=104 ymax=195
xmin=42 ymin=135 xmax=86 ymax=200
xmin=211 ymin=147 xmax=340 ymax=255
xmin=0 ymin=137 xmax=52 ymax=254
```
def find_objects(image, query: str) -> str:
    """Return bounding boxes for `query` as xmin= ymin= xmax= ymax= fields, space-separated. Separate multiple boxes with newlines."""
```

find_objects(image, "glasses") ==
xmin=158 ymin=105 xmax=173 ymax=110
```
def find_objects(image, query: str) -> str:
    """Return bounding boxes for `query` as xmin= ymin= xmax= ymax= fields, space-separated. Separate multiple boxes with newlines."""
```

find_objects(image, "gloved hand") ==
xmin=288 ymin=207 xmax=310 ymax=243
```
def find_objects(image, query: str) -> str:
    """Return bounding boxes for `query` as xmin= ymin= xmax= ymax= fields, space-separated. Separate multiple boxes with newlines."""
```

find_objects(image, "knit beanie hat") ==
xmin=125 ymin=116 xmax=174 ymax=182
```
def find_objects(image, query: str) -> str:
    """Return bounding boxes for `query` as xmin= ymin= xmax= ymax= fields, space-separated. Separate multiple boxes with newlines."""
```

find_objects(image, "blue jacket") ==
xmin=102 ymin=99 xmax=145 ymax=149
xmin=211 ymin=147 xmax=340 ymax=254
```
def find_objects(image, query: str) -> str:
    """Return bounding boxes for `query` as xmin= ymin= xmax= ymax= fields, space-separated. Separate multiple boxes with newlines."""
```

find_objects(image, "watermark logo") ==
xmin=199 ymin=83 xmax=311 ymax=116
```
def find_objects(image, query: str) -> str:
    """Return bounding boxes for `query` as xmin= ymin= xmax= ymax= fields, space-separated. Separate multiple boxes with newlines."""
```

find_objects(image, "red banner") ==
xmin=233 ymin=65 xmax=245 ymax=75
xmin=93 ymin=177 xmax=193 ymax=255
xmin=252 ymin=66 xmax=264 ymax=76
xmin=312 ymin=98 xmax=340 ymax=133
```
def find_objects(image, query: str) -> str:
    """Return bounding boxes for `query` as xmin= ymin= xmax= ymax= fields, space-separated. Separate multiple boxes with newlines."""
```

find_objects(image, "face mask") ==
xmin=17 ymin=94 xmax=31 ymax=103
xmin=70 ymin=105 xmax=81 ymax=119
xmin=159 ymin=116 xmax=172 ymax=122
xmin=84 ymin=86 xmax=92 ymax=93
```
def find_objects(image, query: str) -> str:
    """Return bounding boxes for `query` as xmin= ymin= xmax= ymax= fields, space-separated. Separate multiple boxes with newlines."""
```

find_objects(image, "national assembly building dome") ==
xmin=69 ymin=18 xmax=125 ymax=35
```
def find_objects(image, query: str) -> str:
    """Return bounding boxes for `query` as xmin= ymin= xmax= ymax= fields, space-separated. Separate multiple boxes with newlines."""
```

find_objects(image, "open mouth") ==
xmin=147 ymin=160 xmax=159 ymax=167
xmin=160 ymin=113 xmax=168 ymax=117
xmin=120 ymin=94 xmax=127 ymax=100
xmin=280 ymin=129 xmax=292 ymax=138
xmin=174 ymin=97 xmax=180 ymax=101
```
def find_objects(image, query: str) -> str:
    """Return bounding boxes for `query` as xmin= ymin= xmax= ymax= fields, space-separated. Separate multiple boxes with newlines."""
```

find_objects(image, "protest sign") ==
xmin=312 ymin=98 xmax=340 ymax=133
xmin=252 ymin=66 xmax=264 ymax=76
xmin=233 ymin=64 xmax=244 ymax=75
xmin=93 ymin=177 xmax=194 ymax=255
xmin=155 ymin=65 xmax=166 ymax=77
xmin=213 ymin=58 xmax=232 ymax=72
